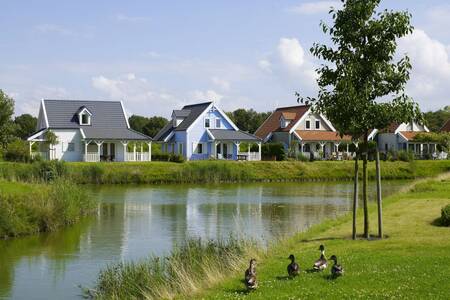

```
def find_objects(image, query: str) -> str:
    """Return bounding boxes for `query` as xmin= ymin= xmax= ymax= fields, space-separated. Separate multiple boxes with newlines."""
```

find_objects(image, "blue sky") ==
xmin=1 ymin=0 xmax=449 ymax=117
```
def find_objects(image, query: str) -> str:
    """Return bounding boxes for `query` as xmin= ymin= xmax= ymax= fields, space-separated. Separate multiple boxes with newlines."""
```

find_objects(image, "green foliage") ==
xmin=14 ymin=114 xmax=37 ymax=140
xmin=129 ymin=115 xmax=168 ymax=137
xmin=414 ymin=132 xmax=450 ymax=152
xmin=423 ymin=106 xmax=450 ymax=132
xmin=441 ymin=204 xmax=450 ymax=226
xmin=44 ymin=130 xmax=58 ymax=146
xmin=261 ymin=143 xmax=286 ymax=161
xmin=0 ymin=90 xmax=15 ymax=149
xmin=305 ymin=0 xmax=421 ymax=138
xmin=152 ymin=153 xmax=185 ymax=163
xmin=296 ymin=153 xmax=309 ymax=162
xmin=397 ymin=150 xmax=414 ymax=162
xmin=33 ymin=160 xmax=68 ymax=181
xmin=226 ymin=109 xmax=271 ymax=133
xmin=0 ymin=180 xmax=96 ymax=238
xmin=92 ymin=237 xmax=256 ymax=299
xmin=4 ymin=140 xmax=31 ymax=162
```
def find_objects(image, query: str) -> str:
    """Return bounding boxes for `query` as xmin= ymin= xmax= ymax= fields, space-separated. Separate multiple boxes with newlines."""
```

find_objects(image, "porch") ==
xmin=82 ymin=140 xmax=152 ymax=162
xmin=294 ymin=141 xmax=354 ymax=160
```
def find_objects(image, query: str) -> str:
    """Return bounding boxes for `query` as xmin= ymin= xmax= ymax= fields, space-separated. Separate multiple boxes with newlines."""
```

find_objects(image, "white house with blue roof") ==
xmin=154 ymin=102 xmax=261 ymax=161
xmin=27 ymin=99 xmax=152 ymax=162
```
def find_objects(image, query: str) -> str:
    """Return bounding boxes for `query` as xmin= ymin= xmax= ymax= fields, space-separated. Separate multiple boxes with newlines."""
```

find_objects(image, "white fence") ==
xmin=31 ymin=152 xmax=49 ymax=160
xmin=84 ymin=152 xmax=100 ymax=162
xmin=237 ymin=152 xmax=261 ymax=161
xmin=126 ymin=152 xmax=150 ymax=162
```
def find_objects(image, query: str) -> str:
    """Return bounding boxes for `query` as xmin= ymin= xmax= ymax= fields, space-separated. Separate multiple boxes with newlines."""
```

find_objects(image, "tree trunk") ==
xmin=352 ymin=152 xmax=359 ymax=240
xmin=363 ymin=134 xmax=369 ymax=239
xmin=376 ymin=148 xmax=383 ymax=238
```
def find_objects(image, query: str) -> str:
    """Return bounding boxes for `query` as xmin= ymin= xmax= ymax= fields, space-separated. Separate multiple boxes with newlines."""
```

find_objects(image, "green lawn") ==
xmin=196 ymin=174 xmax=450 ymax=299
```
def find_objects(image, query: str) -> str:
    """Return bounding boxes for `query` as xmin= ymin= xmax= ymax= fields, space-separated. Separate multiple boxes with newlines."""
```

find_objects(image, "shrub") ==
xmin=4 ymin=140 xmax=31 ymax=162
xmin=262 ymin=143 xmax=285 ymax=161
xmin=296 ymin=153 xmax=309 ymax=162
xmin=152 ymin=153 xmax=184 ymax=163
xmin=441 ymin=204 xmax=450 ymax=226
xmin=32 ymin=160 xmax=68 ymax=181
xmin=398 ymin=150 xmax=414 ymax=162
xmin=82 ymin=164 xmax=105 ymax=184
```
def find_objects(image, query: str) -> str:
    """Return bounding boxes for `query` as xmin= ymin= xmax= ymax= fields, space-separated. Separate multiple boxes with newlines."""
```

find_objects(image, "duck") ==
xmin=313 ymin=245 xmax=328 ymax=271
xmin=287 ymin=254 xmax=300 ymax=277
xmin=329 ymin=255 xmax=344 ymax=277
xmin=244 ymin=258 xmax=258 ymax=289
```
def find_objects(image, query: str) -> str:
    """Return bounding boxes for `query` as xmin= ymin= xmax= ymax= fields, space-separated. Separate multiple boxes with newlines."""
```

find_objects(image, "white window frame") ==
xmin=305 ymin=119 xmax=311 ymax=130
xmin=215 ymin=118 xmax=221 ymax=128
xmin=315 ymin=120 xmax=320 ymax=129
xmin=80 ymin=113 xmax=91 ymax=125
xmin=193 ymin=142 xmax=205 ymax=154
xmin=204 ymin=118 xmax=210 ymax=128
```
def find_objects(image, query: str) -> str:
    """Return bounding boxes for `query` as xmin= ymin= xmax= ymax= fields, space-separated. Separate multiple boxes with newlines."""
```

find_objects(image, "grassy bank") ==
xmin=197 ymin=174 xmax=450 ymax=299
xmin=0 ymin=180 xmax=96 ymax=238
xmin=91 ymin=238 xmax=259 ymax=300
xmin=0 ymin=160 xmax=449 ymax=184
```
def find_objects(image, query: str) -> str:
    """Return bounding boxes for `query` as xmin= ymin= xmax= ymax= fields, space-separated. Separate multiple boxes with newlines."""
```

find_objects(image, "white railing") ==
xmin=31 ymin=152 xmax=49 ymax=160
xmin=126 ymin=152 xmax=150 ymax=162
xmin=237 ymin=152 xmax=261 ymax=161
xmin=84 ymin=152 xmax=100 ymax=162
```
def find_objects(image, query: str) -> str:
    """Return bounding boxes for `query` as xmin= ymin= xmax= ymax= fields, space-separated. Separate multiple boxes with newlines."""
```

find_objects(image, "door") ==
xmin=223 ymin=143 xmax=228 ymax=159
xmin=110 ymin=143 xmax=116 ymax=161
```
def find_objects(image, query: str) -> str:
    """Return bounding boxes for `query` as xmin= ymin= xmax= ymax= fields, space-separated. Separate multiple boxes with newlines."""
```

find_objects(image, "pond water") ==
xmin=0 ymin=181 xmax=408 ymax=299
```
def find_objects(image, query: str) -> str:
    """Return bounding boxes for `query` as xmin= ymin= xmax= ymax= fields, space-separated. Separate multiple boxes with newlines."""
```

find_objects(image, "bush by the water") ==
xmin=152 ymin=153 xmax=185 ymax=163
xmin=397 ymin=150 xmax=415 ymax=162
xmin=0 ymin=180 xmax=96 ymax=238
xmin=92 ymin=237 xmax=257 ymax=300
xmin=441 ymin=204 xmax=450 ymax=226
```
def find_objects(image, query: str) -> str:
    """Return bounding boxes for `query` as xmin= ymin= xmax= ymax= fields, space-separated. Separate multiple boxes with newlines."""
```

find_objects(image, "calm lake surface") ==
xmin=0 ymin=181 xmax=408 ymax=299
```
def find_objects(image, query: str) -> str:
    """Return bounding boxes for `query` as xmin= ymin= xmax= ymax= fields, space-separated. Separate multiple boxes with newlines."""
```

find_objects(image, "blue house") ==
xmin=154 ymin=102 xmax=261 ymax=161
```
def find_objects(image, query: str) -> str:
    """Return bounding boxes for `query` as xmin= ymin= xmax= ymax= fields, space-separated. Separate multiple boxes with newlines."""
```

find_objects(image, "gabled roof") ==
xmin=255 ymin=105 xmax=310 ymax=139
xmin=209 ymin=129 xmax=260 ymax=141
xmin=281 ymin=112 xmax=296 ymax=120
xmin=441 ymin=119 xmax=450 ymax=132
xmin=81 ymin=128 xmax=150 ymax=140
xmin=40 ymin=100 xmax=129 ymax=129
xmin=76 ymin=106 xmax=92 ymax=115
xmin=295 ymin=130 xmax=351 ymax=141
xmin=154 ymin=102 xmax=212 ymax=141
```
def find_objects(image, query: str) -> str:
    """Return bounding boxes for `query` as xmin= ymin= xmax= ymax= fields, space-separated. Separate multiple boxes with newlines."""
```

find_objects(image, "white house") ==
xmin=153 ymin=102 xmax=261 ymax=161
xmin=255 ymin=105 xmax=352 ymax=159
xmin=27 ymin=99 xmax=152 ymax=162
xmin=371 ymin=121 xmax=438 ymax=157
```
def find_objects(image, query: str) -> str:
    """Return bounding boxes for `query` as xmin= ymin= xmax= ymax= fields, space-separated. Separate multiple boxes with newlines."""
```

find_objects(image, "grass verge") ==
xmin=197 ymin=173 xmax=450 ymax=299
xmin=0 ymin=180 xmax=97 ymax=238
xmin=0 ymin=160 xmax=449 ymax=184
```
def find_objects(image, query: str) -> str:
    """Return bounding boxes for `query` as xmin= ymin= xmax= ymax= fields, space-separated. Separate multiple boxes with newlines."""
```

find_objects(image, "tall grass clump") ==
xmin=0 ymin=180 xmax=96 ymax=238
xmin=93 ymin=237 xmax=259 ymax=299
xmin=440 ymin=204 xmax=450 ymax=226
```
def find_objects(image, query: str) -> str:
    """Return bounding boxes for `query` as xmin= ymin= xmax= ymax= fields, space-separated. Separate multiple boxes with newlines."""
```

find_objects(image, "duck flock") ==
xmin=245 ymin=244 xmax=343 ymax=290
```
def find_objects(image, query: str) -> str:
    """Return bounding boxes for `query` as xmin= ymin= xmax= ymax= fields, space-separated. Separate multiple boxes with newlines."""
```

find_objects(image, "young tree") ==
xmin=0 ymin=90 xmax=15 ymax=149
xmin=302 ymin=0 xmax=421 ymax=238
xmin=129 ymin=115 xmax=168 ymax=138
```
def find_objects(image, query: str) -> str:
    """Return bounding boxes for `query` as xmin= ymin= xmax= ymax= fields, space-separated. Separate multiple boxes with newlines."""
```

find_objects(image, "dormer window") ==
xmin=305 ymin=120 xmax=311 ymax=129
xmin=77 ymin=107 xmax=92 ymax=126
xmin=315 ymin=120 xmax=320 ymax=129
xmin=205 ymin=118 xmax=210 ymax=128
xmin=280 ymin=117 xmax=290 ymax=129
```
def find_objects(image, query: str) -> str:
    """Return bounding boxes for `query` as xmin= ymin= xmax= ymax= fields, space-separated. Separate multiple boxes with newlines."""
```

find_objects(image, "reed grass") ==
xmin=0 ymin=160 xmax=448 ymax=184
xmin=0 ymin=180 xmax=96 ymax=238
xmin=92 ymin=237 xmax=260 ymax=300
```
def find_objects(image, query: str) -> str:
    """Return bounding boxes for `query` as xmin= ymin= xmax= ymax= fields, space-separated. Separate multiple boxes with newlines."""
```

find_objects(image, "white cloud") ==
xmin=211 ymin=76 xmax=230 ymax=90
xmin=258 ymin=37 xmax=317 ymax=94
xmin=189 ymin=90 xmax=223 ymax=105
xmin=34 ymin=24 xmax=93 ymax=39
xmin=115 ymin=14 xmax=149 ymax=23
xmin=287 ymin=1 xmax=341 ymax=15
xmin=398 ymin=29 xmax=450 ymax=110
xmin=92 ymin=73 xmax=184 ymax=116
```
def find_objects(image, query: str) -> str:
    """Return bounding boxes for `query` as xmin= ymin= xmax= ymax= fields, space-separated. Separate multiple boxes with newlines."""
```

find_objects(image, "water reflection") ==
xmin=0 ymin=181 xmax=407 ymax=299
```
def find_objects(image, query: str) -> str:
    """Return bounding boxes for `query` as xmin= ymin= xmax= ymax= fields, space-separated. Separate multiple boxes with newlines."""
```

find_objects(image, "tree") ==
xmin=14 ymin=114 xmax=37 ymax=140
xmin=423 ymin=106 xmax=450 ymax=132
xmin=226 ymin=109 xmax=271 ymax=133
xmin=0 ymin=90 xmax=15 ymax=149
xmin=129 ymin=115 xmax=168 ymax=138
xmin=302 ymin=0 xmax=421 ymax=239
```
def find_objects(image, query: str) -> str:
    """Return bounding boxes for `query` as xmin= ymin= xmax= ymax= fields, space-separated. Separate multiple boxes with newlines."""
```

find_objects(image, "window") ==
xmin=68 ymin=143 xmax=75 ymax=152
xmin=178 ymin=143 xmax=183 ymax=155
xmin=205 ymin=118 xmax=210 ymax=128
xmin=193 ymin=143 xmax=204 ymax=154
xmin=80 ymin=113 xmax=90 ymax=125
xmin=215 ymin=119 xmax=221 ymax=128
xmin=315 ymin=120 xmax=320 ymax=129
xmin=305 ymin=120 xmax=311 ymax=129
xmin=304 ymin=144 xmax=310 ymax=152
